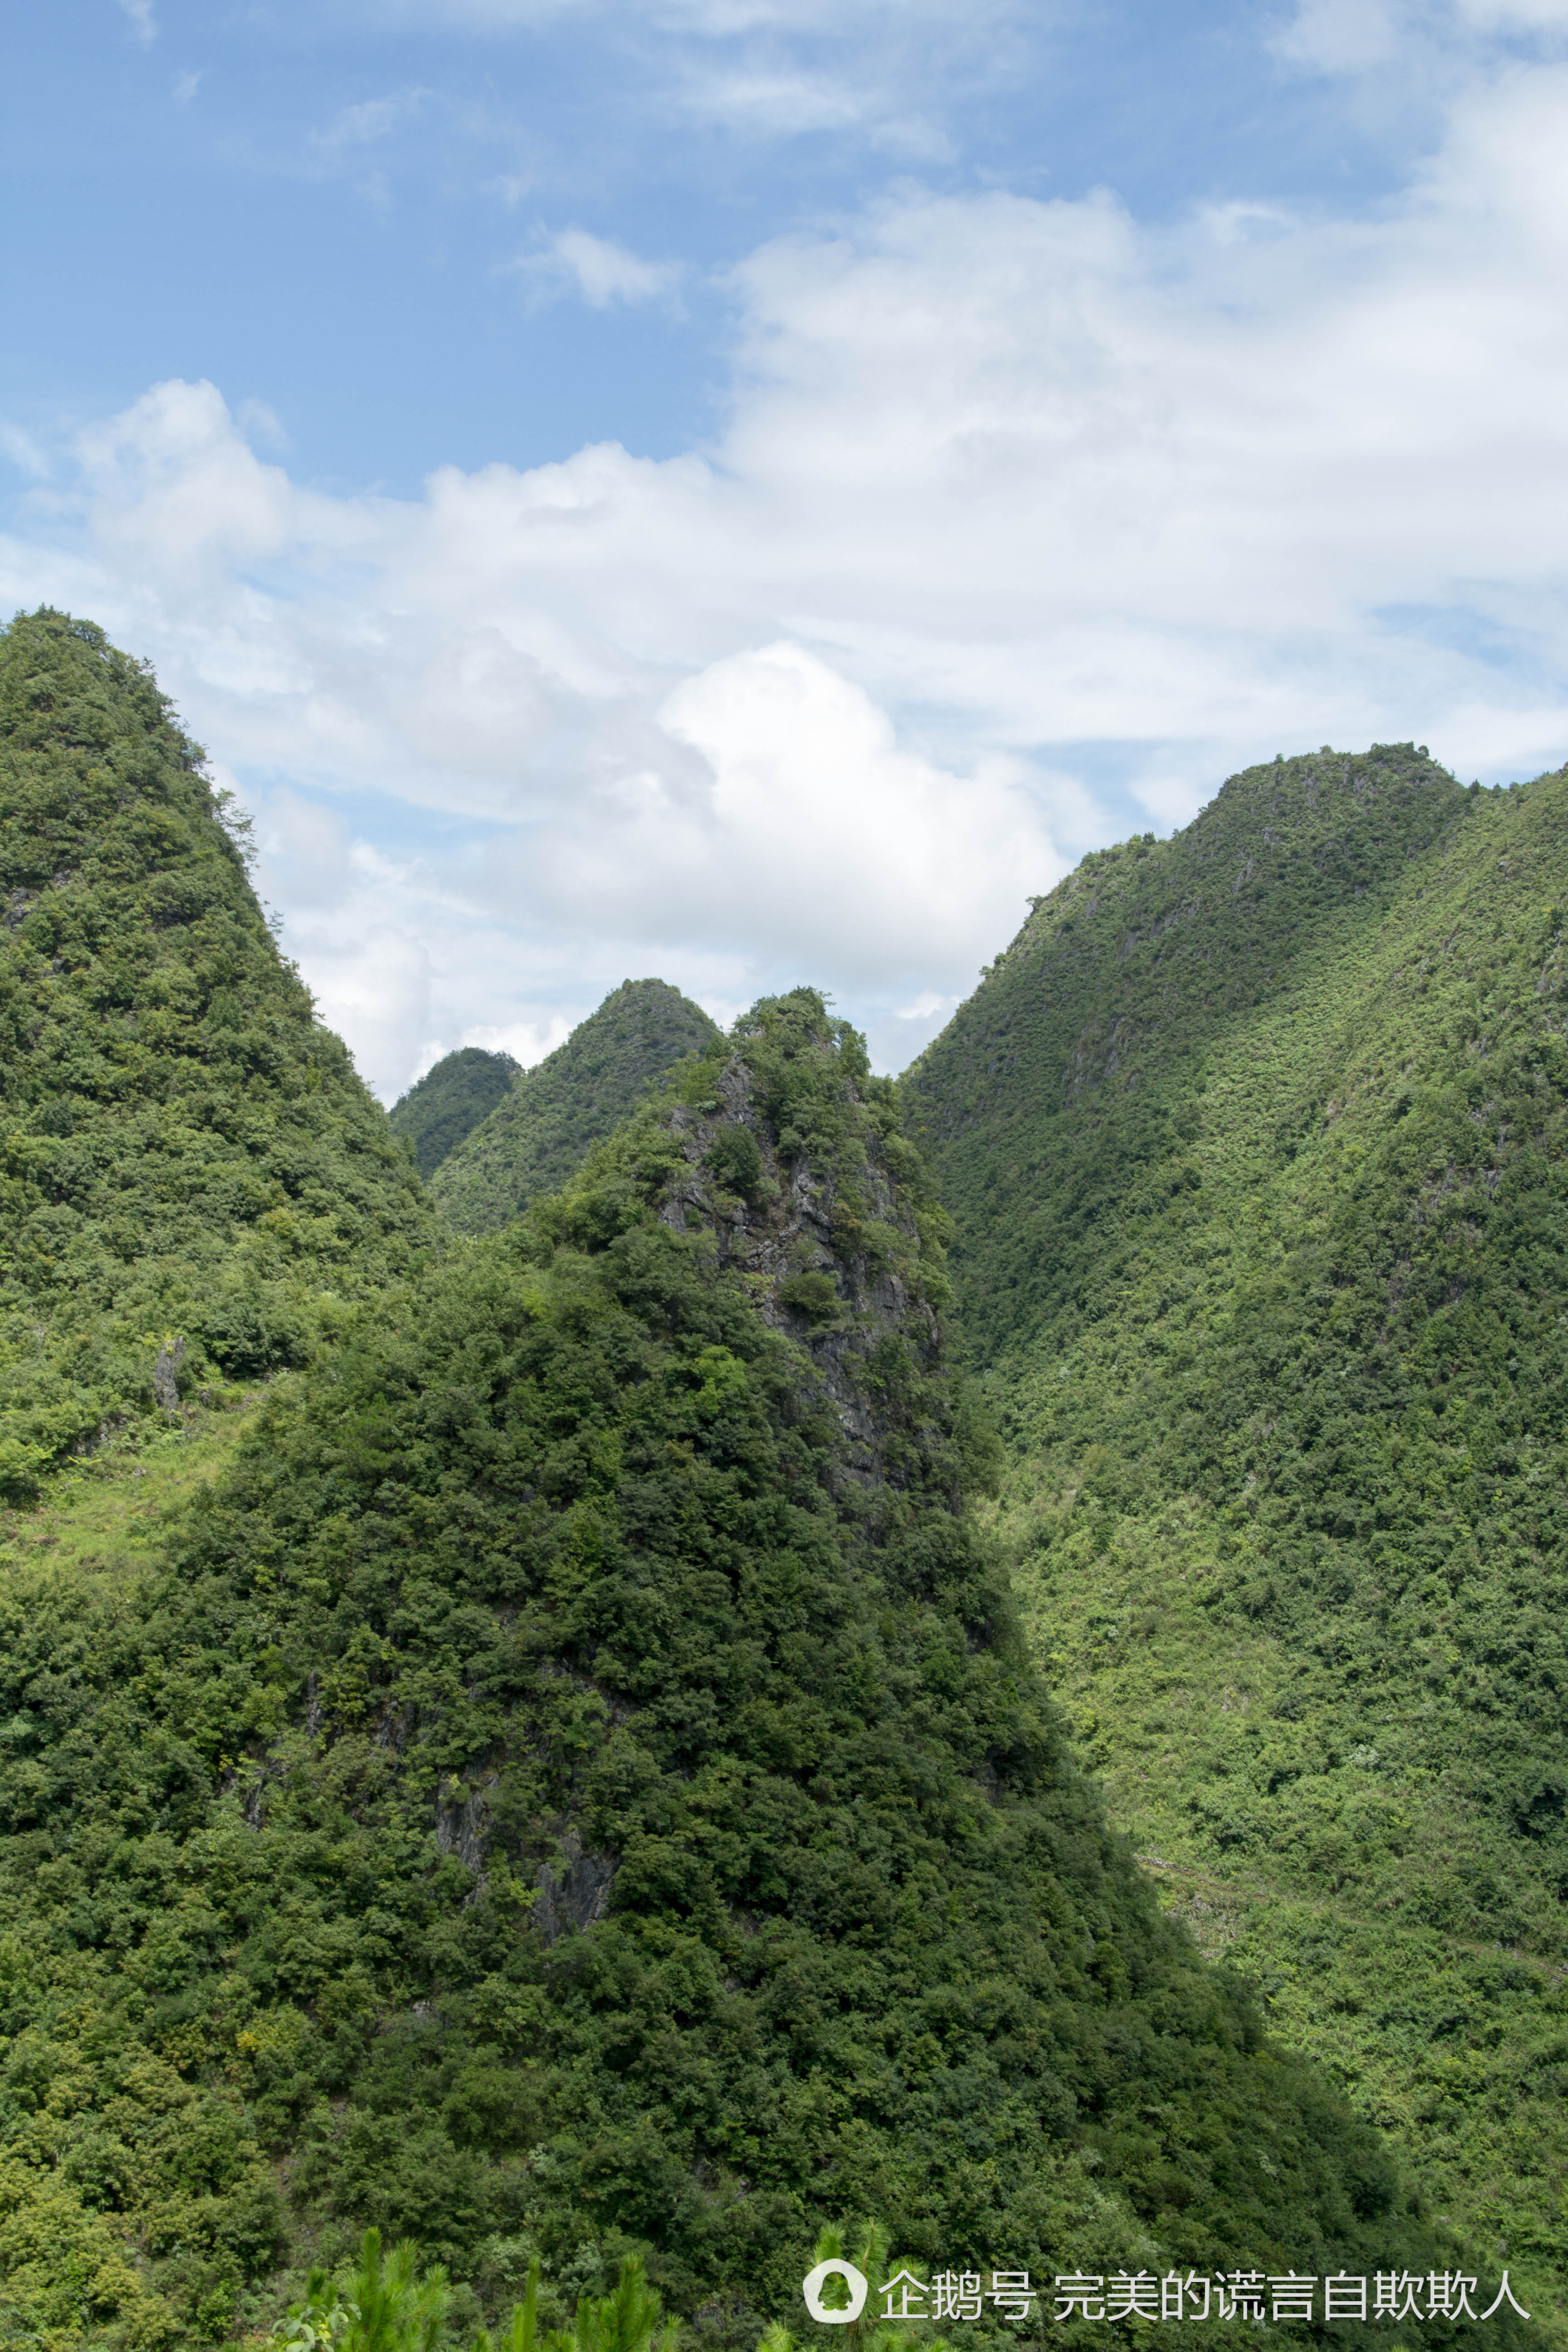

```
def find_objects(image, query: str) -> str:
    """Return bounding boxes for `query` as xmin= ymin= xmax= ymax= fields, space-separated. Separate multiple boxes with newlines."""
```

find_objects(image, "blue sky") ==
xmin=5 ymin=0 xmax=1436 ymax=491
xmin=6 ymin=0 xmax=1568 ymax=1093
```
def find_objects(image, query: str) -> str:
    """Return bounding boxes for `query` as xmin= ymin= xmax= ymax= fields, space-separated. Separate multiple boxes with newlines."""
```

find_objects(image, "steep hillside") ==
xmin=430 ymin=980 xmax=720 ymax=1233
xmin=904 ymin=747 xmax=1568 ymax=2329
xmin=0 ymin=609 xmax=432 ymax=1496
xmin=0 ymin=994 xmax=1475 ymax=2350
xmin=390 ymin=1047 xmax=521 ymax=1178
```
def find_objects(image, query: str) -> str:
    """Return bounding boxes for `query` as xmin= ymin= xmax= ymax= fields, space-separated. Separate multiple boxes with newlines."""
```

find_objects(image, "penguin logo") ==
xmin=803 ymin=2261 xmax=869 ymax=2325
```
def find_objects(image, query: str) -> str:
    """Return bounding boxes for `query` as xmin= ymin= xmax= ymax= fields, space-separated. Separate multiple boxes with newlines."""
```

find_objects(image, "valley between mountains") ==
xmin=1 ymin=610 xmax=1563 ymax=2351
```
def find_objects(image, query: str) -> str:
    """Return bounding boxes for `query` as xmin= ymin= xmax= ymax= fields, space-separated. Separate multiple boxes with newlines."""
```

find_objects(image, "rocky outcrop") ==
xmin=654 ymin=1042 xmax=944 ymax=1491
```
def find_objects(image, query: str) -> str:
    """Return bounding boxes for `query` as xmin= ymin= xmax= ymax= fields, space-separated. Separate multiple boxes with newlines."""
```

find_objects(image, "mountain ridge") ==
xmin=903 ymin=743 xmax=1568 ymax=2335
xmin=0 ymin=620 xmax=1543 ymax=2348
xmin=0 ymin=608 xmax=432 ymax=1498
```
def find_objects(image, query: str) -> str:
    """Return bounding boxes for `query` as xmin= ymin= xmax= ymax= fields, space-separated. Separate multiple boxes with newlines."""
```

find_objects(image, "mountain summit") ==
xmin=429 ymin=979 xmax=721 ymax=1232
xmin=0 ymin=635 xmax=1524 ymax=2348
xmin=390 ymin=1046 xmax=521 ymax=1179
xmin=0 ymin=608 xmax=429 ymax=1494
xmin=0 ymin=970 xmax=1446 ymax=2344
xmin=905 ymin=742 xmax=1568 ymax=2324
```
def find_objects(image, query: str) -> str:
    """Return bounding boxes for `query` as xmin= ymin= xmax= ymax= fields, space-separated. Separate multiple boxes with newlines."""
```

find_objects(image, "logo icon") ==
xmin=803 ymin=2261 xmax=869 ymax=2324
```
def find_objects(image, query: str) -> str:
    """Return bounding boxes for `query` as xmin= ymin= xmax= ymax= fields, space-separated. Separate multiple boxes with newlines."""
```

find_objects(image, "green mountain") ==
xmin=0 ymin=610 xmax=431 ymax=1499
xmin=903 ymin=745 xmax=1568 ymax=2334
xmin=2 ymin=996 xmax=1465 ymax=2347
xmin=390 ymin=1047 xmax=522 ymax=1179
xmin=429 ymin=980 xmax=721 ymax=1233
xmin=0 ymin=631 xmax=1533 ymax=2352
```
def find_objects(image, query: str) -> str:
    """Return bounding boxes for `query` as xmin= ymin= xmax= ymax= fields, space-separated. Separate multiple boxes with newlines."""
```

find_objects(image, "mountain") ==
xmin=390 ymin=1047 xmax=521 ymax=1179
xmin=0 ymin=975 xmax=1473 ymax=2348
xmin=903 ymin=744 xmax=1568 ymax=2332
xmin=0 ymin=631 xmax=1529 ymax=2350
xmin=429 ymin=980 xmax=721 ymax=1233
xmin=0 ymin=609 xmax=431 ymax=1499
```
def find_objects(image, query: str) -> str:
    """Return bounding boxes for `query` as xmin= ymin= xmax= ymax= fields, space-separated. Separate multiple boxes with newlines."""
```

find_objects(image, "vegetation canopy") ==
xmin=391 ymin=1053 xmax=522 ymax=1183
xmin=0 ymin=608 xmax=431 ymax=1498
xmin=905 ymin=744 xmax=1568 ymax=2335
xmin=429 ymin=983 xmax=721 ymax=1235
xmin=0 ymin=623 xmax=1539 ymax=2352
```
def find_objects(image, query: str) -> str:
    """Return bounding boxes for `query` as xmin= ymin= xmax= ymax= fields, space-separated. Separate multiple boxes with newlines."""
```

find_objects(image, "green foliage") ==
xmin=0 ymin=633 xmax=1531 ymax=2351
xmin=0 ymin=608 xmax=433 ymax=1496
xmin=265 ymin=2231 xmax=671 ymax=2352
xmin=0 ymin=990 xmax=1477 ymax=2348
xmin=775 ymin=1271 xmax=839 ymax=1323
xmin=904 ymin=746 xmax=1568 ymax=2334
xmin=759 ymin=2220 xmax=947 ymax=2352
xmin=391 ymin=1052 xmax=522 ymax=1181
xmin=301 ymin=2229 xmax=454 ymax=2352
xmin=704 ymin=1126 xmax=763 ymax=1201
xmin=429 ymin=983 xmax=721 ymax=1234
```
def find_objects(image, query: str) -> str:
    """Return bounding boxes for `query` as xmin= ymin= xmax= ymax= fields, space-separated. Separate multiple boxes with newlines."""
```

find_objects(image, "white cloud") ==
xmin=364 ymin=0 xmax=1010 ymax=31
xmin=314 ymin=92 xmax=427 ymax=151
xmin=1274 ymin=0 xmax=1408 ymax=71
xmin=423 ymin=1015 xmax=573 ymax=1077
xmin=7 ymin=47 xmax=1568 ymax=1094
xmin=514 ymin=228 xmax=681 ymax=308
xmin=1276 ymin=0 xmax=1568 ymax=71
xmin=118 ymin=0 xmax=157 ymax=42
xmin=356 ymin=0 xmax=1022 ymax=151
xmin=519 ymin=642 xmax=1057 ymax=978
xmin=172 ymin=68 xmax=202 ymax=103
xmin=895 ymin=989 xmax=958 ymax=1023
xmin=0 ymin=423 xmax=49 ymax=481
xmin=308 ymin=89 xmax=430 ymax=203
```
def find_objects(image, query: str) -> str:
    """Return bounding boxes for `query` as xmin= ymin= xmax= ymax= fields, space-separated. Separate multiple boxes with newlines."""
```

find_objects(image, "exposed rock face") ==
xmin=152 ymin=1334 xmax=185 ymax=1410
xmin=532 ymin=1828 xmax=618 ymax=1944
xmin=655 ymin=1043 xmax=944 ymax=1491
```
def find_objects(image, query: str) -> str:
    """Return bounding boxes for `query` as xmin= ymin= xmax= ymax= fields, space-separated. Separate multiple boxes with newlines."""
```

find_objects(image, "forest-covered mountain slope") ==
xmin=390 ymin=1047 xmax=521 ymax=1179
xmin=0 ymin=990 xmax=1480 ymax=2352
xmin=0 ymin=609 xmax=432 ymax=1497
xmin=429 ymin=981 xmax=720 ymax=1233
xmin=903 ymin=745 xmax=1568 ymax=2332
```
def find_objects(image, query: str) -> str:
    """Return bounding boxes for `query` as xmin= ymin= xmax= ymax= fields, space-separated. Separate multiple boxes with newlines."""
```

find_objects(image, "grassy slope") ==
xmin=389 ymin=1049 xmax=521 ymax=1181
xmin=0 ymin=610 xmax=433 ymax=1494
xmin=904 ymin=749 xmax=1568 ymax=2336
xmin=429 ymin=981 xmax=720 ymax=1234
xmin=0 ymin=1400 xmax=257 ymax=1584
xmin=0 ymin=996 xmax=1479 ymax=2352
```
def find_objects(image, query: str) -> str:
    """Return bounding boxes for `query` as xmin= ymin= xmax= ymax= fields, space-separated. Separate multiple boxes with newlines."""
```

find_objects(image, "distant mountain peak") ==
xmin=389 ymin=1044 xmax=521 ymax=1179
xmin=429 ymin=975 xmax=720 ymax=1231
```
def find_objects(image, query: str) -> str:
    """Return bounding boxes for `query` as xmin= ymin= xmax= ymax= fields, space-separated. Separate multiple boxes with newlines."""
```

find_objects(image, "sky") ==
xmin=5 ymin=0 xmax=1568 ymax=1097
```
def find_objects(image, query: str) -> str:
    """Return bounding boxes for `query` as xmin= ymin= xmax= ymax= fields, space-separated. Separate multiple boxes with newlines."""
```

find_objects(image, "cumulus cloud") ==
xmin=6 ymin=44 xmax=1568 ymax=1095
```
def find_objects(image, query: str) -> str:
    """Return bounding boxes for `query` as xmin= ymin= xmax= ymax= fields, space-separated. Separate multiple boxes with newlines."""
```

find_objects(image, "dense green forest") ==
xmin=0 ymin=965 xmax=1459 ymax=2347
xmin=390 ymin=1050 xmax=521 ymax=1181
xmin=429 ymin=984 xmax=720 ymax=1234
xmin=0 ymin=612 xmax=432 ymax=1499
xmin=904 ymin=745 xmax=1568 ymax=2338
xmin=0 ymin=618 xmax=1547 ymax=2352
